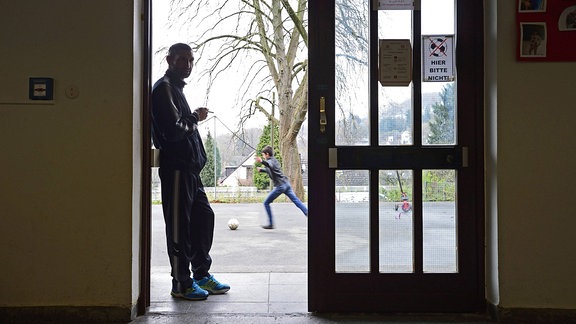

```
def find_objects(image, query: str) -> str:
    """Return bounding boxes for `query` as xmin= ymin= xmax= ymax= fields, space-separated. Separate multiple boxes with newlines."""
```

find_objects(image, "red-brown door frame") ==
xmin=138 ymin=0 xmax=153 ymax=315
xmin=307 ymin=0 xmax=485 ymax=313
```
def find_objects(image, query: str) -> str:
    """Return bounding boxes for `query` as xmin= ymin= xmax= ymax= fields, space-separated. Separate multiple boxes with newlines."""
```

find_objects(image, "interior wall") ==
xmin=496 ymin=0 xmax=576 ymax=310
xmin=0 ymin=0 xmax=575 ymax=320
xmin=0 ymin=0 xmax=138 ymax=314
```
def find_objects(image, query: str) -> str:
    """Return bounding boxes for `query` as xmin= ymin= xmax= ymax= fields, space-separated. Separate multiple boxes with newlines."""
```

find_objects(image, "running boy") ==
xmin=255 ymin=145 xmax=308 ymax=229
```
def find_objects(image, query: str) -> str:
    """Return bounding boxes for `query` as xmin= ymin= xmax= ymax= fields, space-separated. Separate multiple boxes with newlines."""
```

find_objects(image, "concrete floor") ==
xmin=132 ymin=270 xmax=492 ymax=323
xmin=130 ymin=203 xmax=494 ymax=324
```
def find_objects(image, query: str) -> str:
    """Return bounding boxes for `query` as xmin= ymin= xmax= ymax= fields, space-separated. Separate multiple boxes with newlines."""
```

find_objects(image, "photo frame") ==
xmin=519 ymin=23 xmax=547 ymax=57
xmin=519 ymin=0 xmax=547 ymax=12
xmin=558 ymin=5 xmax=576 ymax=31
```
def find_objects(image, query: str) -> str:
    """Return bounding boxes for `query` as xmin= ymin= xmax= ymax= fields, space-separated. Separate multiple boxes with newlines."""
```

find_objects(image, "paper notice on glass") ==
xmin=379 ymin=39 xmax=412 ymax=86
xmin=373 ymin=0 xmax=414 ymax=10
xmin=422 ymin=35 xmax=455 ymax=82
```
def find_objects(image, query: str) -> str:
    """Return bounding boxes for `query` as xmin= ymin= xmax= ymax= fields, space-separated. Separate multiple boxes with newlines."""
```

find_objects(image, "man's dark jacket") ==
xmin=151 ymin=70 xmax=206 ymax=173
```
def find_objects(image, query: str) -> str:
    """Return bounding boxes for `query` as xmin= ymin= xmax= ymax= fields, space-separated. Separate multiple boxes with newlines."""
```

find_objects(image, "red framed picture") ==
xmin=517 ymin=0 xmax=576 ymax=61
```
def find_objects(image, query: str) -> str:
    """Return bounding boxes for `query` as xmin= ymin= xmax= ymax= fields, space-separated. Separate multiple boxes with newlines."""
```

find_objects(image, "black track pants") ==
xmin=159 ymin=167 xmax=215 ymax=293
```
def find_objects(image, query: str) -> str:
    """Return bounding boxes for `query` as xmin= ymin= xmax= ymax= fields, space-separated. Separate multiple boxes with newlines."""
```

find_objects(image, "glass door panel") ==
xmin=421 ymin=0 xmax=456 ymax=145
xmin=335 ymin=0 xmax=369 ymax=146
xmin=379 ymin=170 xmax=413 ymax=273
xmin=421 ymin=0 xmax=455 ymax=34
xmin=378 ymin=10 xmax=414 ymax=145
xmin=423 ymin=169 xmax=458 ymax=273
xmin=335 ymin=170 xmax=370 ymax=273
xmin=422 ymin=82 xmax=456 ymax=145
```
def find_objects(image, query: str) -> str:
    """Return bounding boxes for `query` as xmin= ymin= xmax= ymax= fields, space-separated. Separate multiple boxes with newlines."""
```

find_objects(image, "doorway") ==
xmin=307 ymin=0 xmax=485 ymax=312
xmin=140 ymin=0 xmax=310 ymax=315
xmin=140 ymin=0 xmax=485 ymax=315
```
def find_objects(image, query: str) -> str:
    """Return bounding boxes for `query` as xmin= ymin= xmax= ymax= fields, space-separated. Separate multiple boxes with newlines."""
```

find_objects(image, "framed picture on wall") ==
xmin=558 ymin=5 xmax=576 ymax=31
xmin=517 ymin=0 xmax=576 ymax=61
xmin=519 ymin=22 xmax=547 ymax=57
xmin=519 ymin=0 xmax=547 ymax=12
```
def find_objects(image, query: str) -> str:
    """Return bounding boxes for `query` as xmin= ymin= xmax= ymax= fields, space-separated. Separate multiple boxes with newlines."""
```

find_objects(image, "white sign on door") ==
xmin=422 ymin=35 xmax=455 ymax=82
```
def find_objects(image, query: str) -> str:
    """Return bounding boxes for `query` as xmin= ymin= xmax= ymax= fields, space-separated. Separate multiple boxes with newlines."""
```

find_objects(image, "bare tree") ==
xmin=167 ymin=0 xmax=367 ymax=198
xmin=168 ymin=0 xmax=307 ymax=197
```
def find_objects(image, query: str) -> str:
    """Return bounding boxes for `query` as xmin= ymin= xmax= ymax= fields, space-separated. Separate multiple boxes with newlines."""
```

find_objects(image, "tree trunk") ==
xmin=281 ymin=135 xmax=305 ymax=199
xmin=276 ymin=61 xmax=306 ymax=200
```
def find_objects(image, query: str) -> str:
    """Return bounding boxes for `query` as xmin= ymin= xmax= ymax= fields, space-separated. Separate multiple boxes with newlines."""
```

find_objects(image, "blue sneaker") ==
xmin=195 ymin=275 xmax=230 ymax=295
xmin=170 ymin=282 xmax=208 ymax=300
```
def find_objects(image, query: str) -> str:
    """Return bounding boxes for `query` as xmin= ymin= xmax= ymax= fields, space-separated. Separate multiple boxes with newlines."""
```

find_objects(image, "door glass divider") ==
xmin=413 ymin=168 xmax=424 ymax=274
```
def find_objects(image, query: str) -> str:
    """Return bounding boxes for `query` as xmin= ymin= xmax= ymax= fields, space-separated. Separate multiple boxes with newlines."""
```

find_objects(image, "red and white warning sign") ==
xmin=422 ymin=35 xmax=455 ymax=82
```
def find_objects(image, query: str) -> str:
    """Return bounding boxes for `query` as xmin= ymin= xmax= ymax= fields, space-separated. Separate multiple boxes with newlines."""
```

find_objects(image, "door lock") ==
xmin=320 ymin=96 xmax=327 ymax=133
xmin=462 ymin=146 xmax=469 ymax=167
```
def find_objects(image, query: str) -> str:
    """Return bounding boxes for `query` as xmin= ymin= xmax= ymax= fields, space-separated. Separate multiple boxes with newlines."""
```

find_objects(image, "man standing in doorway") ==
xmin=151 ymin=43 xmax=229 ymax=300
xmin=256 ymin=145 xmax=308 ymax=229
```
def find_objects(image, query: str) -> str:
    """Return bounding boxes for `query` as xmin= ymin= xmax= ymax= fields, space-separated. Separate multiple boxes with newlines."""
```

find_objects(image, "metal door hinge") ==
xmin=329 ymin=148 xmax=337 ymax=168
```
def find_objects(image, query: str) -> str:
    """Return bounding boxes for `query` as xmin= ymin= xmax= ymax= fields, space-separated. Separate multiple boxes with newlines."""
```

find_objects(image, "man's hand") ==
xmin=255 ymin=156 xmax=262 ymax=163
xmin=195 ymin=107 xmax=210 ymax=121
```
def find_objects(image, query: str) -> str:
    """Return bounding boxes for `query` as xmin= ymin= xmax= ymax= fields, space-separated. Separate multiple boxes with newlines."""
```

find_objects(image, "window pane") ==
xmin=379 ymin=170 xmax=413 ymax=273
xmin=422 ymin=82 xmax=456 ymax=145
xmin=335 ymin=170 xmax=370 ymax=273
xmin=422 ymin=1 xmax=457 ymax=145
xmin=335 ymin=0 xmax=369 ymax=146
xmin=423 ymin=170 xmax=458 ymax=273
xmin=422 ymin=0 xmax=455 ymax=35
xmin=378 ymin=10 xmax=413 ymax=146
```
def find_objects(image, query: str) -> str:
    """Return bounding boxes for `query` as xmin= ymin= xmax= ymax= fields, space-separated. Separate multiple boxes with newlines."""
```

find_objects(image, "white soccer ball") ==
xmin=227 ymin=218 xmax=239 ymax=230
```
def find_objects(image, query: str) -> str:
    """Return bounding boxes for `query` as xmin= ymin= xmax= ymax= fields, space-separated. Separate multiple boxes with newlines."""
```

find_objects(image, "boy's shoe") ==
xmin=195 ymin=275 xmax=230 ymax=295
xmin=170 ymin=282 xmax=209 ymax=300
xmin=261 ymin=224 xmax=275 ymax=229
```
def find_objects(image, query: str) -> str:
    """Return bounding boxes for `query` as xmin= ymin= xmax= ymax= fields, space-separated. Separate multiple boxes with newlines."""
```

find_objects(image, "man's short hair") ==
xmin=262 ymin=145 xmax=274 ymax=156
xmin=168 ymin=43 xmax=192 ymax=57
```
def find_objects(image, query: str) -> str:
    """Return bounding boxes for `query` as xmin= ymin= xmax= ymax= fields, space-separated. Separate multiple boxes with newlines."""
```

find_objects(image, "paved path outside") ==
xmin=152 ymin=202 xmax=309 ymax=273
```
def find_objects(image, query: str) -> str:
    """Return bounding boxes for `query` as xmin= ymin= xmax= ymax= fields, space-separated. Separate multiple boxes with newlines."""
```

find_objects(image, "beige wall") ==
xmin=0 ymin=0 xmax=574 ymax=320
xmin=495 ymin=0 xmax=576 ymax=309
xmin=0 ymin=0 xmax=141 ymax=315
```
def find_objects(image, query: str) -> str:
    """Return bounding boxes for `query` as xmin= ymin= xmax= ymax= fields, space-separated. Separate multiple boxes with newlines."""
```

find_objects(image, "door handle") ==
xmin=320 ymin=96 xmax=327 ymax=133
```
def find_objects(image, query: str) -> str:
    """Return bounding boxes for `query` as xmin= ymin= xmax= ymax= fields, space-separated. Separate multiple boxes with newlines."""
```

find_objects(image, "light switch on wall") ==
xmin=29 ymin=77 xmax=54 ymax=100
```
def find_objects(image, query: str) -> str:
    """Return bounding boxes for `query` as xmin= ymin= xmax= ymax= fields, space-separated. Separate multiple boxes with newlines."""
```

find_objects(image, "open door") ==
xmin=138 ymin=0 xmax=153 ymax=315
xmin=308 ymin=0 xmax=485 ymax=312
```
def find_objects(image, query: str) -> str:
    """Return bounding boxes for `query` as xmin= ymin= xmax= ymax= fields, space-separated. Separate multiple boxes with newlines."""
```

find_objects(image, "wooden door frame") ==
xmin=307 ymin=0 xmax=485 ymax=313
xmin=307 ymin=0 xmax=336 ymax=312
xmin=138 ymin=0 xmax=153 ymax=315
